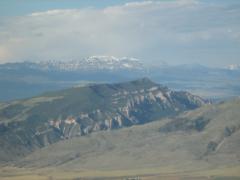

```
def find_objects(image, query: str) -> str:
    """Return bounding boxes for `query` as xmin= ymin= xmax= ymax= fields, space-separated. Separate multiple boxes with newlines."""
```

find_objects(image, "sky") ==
xmin=0 ymin=0 xmax=240 ymax=67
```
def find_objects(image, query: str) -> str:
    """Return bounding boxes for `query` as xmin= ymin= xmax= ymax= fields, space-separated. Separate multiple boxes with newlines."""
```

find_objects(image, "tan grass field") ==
xmin=1 ymin=165 xmax=240 ymax=180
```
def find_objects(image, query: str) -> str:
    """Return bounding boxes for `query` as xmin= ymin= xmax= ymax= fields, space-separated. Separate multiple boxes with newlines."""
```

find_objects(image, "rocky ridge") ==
xmin=0 ymin=78 xmax=207 ymax=162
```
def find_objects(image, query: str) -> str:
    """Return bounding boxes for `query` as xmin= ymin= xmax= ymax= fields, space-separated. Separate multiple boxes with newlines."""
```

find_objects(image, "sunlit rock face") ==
xmin=45 ymin=78 xmax=206 ymax=138
xmin=0 ymin=78 xmax=207 ymax=162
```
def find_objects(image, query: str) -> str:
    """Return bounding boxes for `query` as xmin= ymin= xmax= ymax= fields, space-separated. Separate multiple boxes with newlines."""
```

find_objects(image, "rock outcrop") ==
xmin=0 ymin=78 xmax=207 ymax=162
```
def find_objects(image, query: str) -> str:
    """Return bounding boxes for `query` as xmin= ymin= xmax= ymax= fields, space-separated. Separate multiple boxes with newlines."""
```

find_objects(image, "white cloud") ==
xmin=0 ymin=0 xmax=239 ymax=66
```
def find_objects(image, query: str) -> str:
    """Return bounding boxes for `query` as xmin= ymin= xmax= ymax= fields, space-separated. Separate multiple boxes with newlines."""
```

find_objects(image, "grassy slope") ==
xmin=0 ymin=78 xmax=208 ymax=164
xmin=1 ymin=166 xmax=240 ymax=180
xmin=0 ymin=78 xmax=157 ymax=123
xmin=1 ymin=99 xmax=238 ymax=179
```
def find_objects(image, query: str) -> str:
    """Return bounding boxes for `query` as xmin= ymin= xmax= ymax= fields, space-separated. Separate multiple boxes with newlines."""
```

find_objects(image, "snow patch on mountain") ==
xmin=34 ymin=56 xmax=144 ymax=71
xmin=226 ymin=64 xmax=240 ymax=71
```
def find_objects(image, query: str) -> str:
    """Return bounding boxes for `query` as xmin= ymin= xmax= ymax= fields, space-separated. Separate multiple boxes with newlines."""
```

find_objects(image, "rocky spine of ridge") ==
xmin=0 ymin=78 xmax=207 ymax=162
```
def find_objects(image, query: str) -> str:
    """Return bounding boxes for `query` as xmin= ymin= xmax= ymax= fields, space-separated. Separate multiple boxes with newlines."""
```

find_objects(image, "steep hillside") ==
xmin=0 ymin=78 xmax=206 ymax=162
xmin=1 ymin=99 xmax=238 ymax=180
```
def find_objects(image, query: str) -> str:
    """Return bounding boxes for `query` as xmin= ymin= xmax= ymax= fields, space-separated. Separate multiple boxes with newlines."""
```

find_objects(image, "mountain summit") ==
xmin=34 ymin=56 xmax=144 ymax=71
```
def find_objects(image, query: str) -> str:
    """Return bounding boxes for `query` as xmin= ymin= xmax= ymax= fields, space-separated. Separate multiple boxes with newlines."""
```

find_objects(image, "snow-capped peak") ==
xmin=85 ymin=56 xmax=120 ymax=62
xmin=226 ymin=64 xmax=240 ymax=71
xmin=85 ymin=55 xmax=140 ymax=63
xmin=26 ymin=56 xmax=144 ymax=71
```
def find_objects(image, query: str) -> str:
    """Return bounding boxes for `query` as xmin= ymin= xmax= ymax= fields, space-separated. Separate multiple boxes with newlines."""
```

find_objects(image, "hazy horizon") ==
xmin=0 ymin=0 xmax=240 ymax=67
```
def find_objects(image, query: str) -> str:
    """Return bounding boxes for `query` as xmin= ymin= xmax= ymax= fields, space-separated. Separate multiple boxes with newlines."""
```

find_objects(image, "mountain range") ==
xmin=0 ymin=56 xmax=144 ymax=72
xmin=0 ymin=78 xmax=207 ymax=163
xmin=0 ymin=78 xmax=239 ymax=179
xmin=0 ymin=56 xmax=240 ymax=102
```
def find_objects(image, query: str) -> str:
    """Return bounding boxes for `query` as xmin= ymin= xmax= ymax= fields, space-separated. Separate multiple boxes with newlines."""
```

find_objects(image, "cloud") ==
xmin=0 ymin=0 xmax=239 ymax=66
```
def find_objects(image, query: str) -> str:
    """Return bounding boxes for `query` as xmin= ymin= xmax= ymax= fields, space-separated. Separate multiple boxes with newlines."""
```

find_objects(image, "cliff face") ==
xmin=14 ymin=99 xmax=240 ymax=173
xmin=0 ymin=78 xmax=207 ymax=162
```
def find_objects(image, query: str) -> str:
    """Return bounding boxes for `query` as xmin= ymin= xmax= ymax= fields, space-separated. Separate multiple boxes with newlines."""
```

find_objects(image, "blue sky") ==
xmin=0 ymin=0 xmax=144 ymax=16
xmin=1 ymin=0 xmax=239 ymax=17
xmin=0 ymin=0 xmax=240 ymax=67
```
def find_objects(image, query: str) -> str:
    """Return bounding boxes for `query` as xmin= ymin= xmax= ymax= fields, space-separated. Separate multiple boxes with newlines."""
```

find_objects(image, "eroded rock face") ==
xmin=0 ymin=78 xmax=208 ymax=161
xmin=47 ymin=85 xmax=207 ymax=137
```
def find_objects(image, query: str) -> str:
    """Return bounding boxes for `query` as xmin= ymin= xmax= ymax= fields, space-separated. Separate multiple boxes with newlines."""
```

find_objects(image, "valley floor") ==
xmin=0 ymin=165 xmax=240 ymax=180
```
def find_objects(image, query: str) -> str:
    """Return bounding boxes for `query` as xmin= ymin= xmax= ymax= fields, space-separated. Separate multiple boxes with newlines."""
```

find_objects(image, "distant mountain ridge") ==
xmin=0 ymin=57 xmax=240 ymax=101
xmin=226 ymin=64 xmax=240 ymax=71
xmin=0 ymin=78 xmax=207 ymax=162
xmin=0 ymin=56 xmax=144 ymax=72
